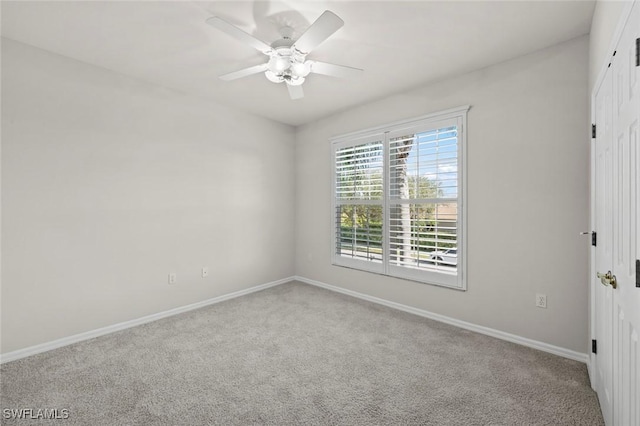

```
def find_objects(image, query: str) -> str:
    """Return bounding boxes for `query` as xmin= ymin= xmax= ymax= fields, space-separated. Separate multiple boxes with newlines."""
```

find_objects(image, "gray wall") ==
xmin=295 ymin=36 xmax=590 ymax=354
xmin=1 ymin=39 xmax=296 ymax=353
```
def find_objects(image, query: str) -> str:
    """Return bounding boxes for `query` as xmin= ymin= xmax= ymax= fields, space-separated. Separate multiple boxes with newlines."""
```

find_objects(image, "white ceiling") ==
xmin=1 ymin=1 xmax=595 ymax=127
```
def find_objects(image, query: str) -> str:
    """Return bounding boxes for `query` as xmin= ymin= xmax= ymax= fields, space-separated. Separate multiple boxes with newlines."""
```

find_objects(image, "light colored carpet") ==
xmin=1 ymin=281 xmax=603 ymax=425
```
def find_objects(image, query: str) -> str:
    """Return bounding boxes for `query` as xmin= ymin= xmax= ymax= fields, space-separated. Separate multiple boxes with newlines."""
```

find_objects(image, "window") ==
xmin=331 ymin=106 xmax=468 ymax=290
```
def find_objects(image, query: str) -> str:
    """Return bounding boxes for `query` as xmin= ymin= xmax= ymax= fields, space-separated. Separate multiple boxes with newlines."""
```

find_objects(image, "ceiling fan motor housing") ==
xmin=265 ymin=37 xmax=311 ymax=86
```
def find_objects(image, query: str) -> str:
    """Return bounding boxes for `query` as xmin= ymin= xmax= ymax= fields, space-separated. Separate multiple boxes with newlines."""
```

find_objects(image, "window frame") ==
xmin=330 ymin=105 xmax=469 ymax=290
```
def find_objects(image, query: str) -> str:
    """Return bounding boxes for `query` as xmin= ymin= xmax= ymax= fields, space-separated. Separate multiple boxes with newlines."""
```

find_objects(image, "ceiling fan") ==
xmin=206 ymin=10 xmax=362 ymax=100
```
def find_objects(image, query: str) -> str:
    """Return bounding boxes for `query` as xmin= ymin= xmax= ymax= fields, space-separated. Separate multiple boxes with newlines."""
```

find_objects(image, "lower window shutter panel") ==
xmin=335 ymin=204 xmax=383 ymax=263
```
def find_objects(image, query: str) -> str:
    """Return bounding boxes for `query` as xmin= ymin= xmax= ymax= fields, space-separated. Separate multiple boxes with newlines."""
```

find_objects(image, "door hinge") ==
xmin=592 ymin=339 xmax=597 ymax=354
xmin=592 ymin=232 xmax=597 ymax=247
xmin=592 ymin=124 xmax=596 ymax=138
xmin=636 ymin=38 xmax=639 ymax=67
xmin=636 ymin=259 xmax=640 ymax=288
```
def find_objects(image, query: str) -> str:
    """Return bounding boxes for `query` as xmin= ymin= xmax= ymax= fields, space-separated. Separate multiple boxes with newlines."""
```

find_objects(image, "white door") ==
xmin=593 ymin=3 xmax=640 ymax=425
xmin=611 ymin=3 xmax=640 ymax=425
xmin=594 ymin=61 xmax=614 ymax=426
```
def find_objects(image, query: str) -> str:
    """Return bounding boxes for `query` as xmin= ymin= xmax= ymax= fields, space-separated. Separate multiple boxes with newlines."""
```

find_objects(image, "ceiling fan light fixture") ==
xmin=268 ymin=55 xmax=290 ymax=73
xmin=265 ymin=70 xmax=284 ymax=83
xmin=290 ymin=61 xmax=311 ymax=78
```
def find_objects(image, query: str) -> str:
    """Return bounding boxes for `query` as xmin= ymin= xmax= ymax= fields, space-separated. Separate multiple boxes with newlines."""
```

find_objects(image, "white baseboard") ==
xmin=294 ymin=275 xmax=589 ymax=364
xmin=0 ymin=276 xmax=295 ymax=364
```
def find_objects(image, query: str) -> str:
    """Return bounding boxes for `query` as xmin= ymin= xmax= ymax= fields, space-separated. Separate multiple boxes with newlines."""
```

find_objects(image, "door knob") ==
xmin=597 ymin=271 xmax=618 ymax=289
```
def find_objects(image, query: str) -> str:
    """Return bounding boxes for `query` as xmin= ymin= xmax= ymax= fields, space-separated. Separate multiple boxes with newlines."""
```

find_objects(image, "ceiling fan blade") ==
xmin=292 ymin=10 xmax=344 ymax=54
xmin=287 ymin=84 xmax=304 ymax=100
xmin=308 ymin=61 xmax=363 ymax=79
xmin=206 ymin=16 xmax=272 ymax=54
xmin=219 ymin=64 xmax=268 ymax=81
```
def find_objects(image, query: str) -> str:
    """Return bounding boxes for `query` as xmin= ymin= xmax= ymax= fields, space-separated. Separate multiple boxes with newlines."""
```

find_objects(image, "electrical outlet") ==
xmin=536 ymin=294 xmax=547 ymax=308
xmin=168 ymin=273 xmax=177 ymax=285
xmin=202 ymin=267 xmax=209 ymax=278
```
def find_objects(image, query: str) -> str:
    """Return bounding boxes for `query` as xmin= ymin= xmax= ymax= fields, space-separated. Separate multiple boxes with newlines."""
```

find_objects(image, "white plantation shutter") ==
xmin=334 ymin=137 xmax=385 ymax=273
xmin=387 ymin=119 xmax=460 ymax=287
xmin=331 ymin=106 xmax=468 ymax=289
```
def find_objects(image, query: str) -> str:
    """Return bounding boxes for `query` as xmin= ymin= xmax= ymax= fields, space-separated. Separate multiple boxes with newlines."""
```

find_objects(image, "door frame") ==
xmin=588 ymin=0 xmax=637 ymax=388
